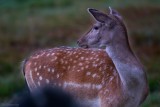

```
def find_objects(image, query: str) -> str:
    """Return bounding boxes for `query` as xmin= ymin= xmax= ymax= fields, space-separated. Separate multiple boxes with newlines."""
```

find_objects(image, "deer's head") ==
xmin=77 ymin=7 xmax=127 ymax=48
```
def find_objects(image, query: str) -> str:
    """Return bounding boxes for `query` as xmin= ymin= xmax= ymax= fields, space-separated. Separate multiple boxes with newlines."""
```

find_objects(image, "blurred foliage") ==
xmin=0 ymin=0 xmax=160 ymax=106
xmin=0 ymin=0 xmax=73 ymax=9
xmin=0 ymin=73 xmax=24 ymax=98
xmin=142 ymin=92 xmax=160 ymax=107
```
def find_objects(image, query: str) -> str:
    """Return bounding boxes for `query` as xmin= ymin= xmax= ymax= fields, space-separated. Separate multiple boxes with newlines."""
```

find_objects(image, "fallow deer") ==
xmin=22 ymin=7 xmax=148 ymax=107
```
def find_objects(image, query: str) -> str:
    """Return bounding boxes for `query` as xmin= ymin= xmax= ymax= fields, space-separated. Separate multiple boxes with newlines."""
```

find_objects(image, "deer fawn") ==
xmin=22 ymin=7 xmax=148 ymax=107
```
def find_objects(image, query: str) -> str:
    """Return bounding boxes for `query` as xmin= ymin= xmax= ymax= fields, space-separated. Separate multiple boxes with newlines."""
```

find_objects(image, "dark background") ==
xmin=0 ymin=0 xmax=160 ymax=106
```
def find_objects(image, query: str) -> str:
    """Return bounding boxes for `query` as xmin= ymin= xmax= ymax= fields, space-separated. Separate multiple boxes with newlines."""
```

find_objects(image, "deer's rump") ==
xmin=24 ymin=47 xmax=121 ymax=100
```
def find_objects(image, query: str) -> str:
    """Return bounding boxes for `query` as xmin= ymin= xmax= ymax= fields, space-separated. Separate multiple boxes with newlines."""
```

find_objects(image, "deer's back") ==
xmin=24 ymin=47 xmax=122 ymax=102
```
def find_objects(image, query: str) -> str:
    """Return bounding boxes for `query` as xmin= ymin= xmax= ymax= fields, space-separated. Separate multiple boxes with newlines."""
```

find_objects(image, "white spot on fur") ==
xmin=69 ymin=59 xmax=73 ymax=61
xmin=57 ymin=74 xmax=59 ymax=78
xmin=35 ymin=68 xmax=37 ymax=72
xmin=86 ymin=58 xmax=89 ymax=60
xmin=46 ymin=79 xmax=50 ymax=84
xmin=34 ymin=62 xmax=37 ymax=65
xmin=79 ymin=63 xmax=83 ymax=66
xmin=90 ymin=57 xmax=93 ymax=60
xmin=38 ymin=81 xmax=41 ymax=86
xmin=92 ymin=73 xmax=97 ymax=78
xmin=77 ymin=70 xmax=80 ymax=72
xmin=46 ymin=53 xmax=50 ymax=56
xmin=86 ymin=72 xmax=91 ymax=76
xmin=39 ymin=76 xmax=42 ymax=80
xmin=93 ymin=64 xmax=98 ymax=67
xmin=52 ymin=69 xmax=54 ymax=73
xmin=51 ymin=57 xmax=57 ymax=61
xmin=63 ymin=82 xmax=102 ymax=91
xmin=85 ymin=65 xmax=89 ymax=69
xmin=32 ymin=55 xmax=40 ymax=59
xmin=96 ymin=59 xmax=100 ymax=61
xmin=65 ymin=61 xmax=68 ymax=64
xmin=99 ymin=67 xmax=102 ymax=71
xmin=48 ymin=68 xmax=51 ymax=72
xmin=51 ymin=53 xmax=55 ymax=56
xmin=81 ymin=67 xmax=84 ymax=70
xmin=110 ymin=66 xmax=113 ymax=70
xmin=81 ymin=57 xmax=84 ymax=60
xmin=54 ymin=57 xmax=57 ymax=60
xmin=61 ymin=73 xmax=63 ymax=76
xmin=109 ymin=76 xmax=114 ymax=82
xmin=39 ymin=65 xmax=42 ymax=69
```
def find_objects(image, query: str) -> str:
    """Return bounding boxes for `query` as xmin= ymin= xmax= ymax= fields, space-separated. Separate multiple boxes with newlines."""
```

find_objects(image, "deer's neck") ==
xmin=105 ymin=30 xmax=147 ymax=104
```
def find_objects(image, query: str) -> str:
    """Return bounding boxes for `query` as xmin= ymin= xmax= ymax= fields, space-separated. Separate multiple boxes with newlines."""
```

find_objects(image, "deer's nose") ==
xmin=77 ymin=37 xmax=85 ymax=44
xmin=77 ymin=38 xmax=89 ymax=48
xmin=77 ymin=39 xmax=84 ymax=46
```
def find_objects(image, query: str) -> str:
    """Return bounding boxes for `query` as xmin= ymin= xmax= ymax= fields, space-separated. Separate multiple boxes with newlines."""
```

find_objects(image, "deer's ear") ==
xmin=109 ymin=7 xmax=122 ymax=20
xmin=88 ymin=8 xmax=112 ymax=23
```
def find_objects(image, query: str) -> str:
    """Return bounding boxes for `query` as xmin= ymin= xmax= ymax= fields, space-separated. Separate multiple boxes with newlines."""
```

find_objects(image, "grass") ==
xmin=0 ymin=73 xmax=25 ymax=102
xmin=0 ymin=0 xmax=160 ymax=106
xmin=141 ymin=92 xmax=160 ymax=107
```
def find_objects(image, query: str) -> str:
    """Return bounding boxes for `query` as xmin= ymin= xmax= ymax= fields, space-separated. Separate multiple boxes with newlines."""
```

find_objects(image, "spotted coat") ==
xmin=23 ymin=47 xmax=122 ymax=106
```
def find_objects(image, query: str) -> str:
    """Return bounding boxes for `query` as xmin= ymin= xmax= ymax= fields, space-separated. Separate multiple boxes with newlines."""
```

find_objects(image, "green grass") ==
xmin=0 ymin=0 xmax=73 ymax=9
xmin=0 ymin=0 xmax=160 ymax=10
xmin=141 ymin=92 xmax=160 ymax=107
xmin=0 ymin=73 xmax=25 ymax=102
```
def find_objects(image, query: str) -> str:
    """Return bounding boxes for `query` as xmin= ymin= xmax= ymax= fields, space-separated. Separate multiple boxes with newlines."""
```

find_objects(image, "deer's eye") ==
xmin=93 ymin=26 xmax=99 ymax=30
